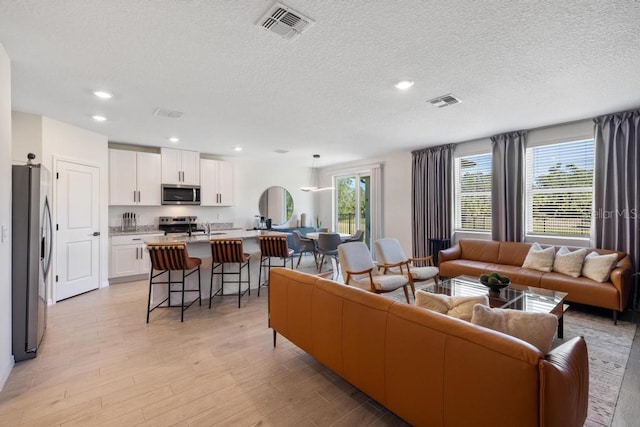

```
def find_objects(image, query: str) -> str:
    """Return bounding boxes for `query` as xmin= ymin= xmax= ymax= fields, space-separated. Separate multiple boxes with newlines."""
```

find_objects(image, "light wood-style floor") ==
xmin=0 ymin=258 xmax=407 ymax=426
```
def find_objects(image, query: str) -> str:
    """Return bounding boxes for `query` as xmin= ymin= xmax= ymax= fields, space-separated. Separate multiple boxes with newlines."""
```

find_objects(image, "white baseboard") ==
xmin=100 ymin=279 xmax=110 ymax=288
xmin=0 ymin=354 xmax=14 ymax=391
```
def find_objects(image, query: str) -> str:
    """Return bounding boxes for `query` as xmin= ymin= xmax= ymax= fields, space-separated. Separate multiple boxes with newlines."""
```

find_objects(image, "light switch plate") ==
xmin=1 ymin=224 xmax=7 ymax=242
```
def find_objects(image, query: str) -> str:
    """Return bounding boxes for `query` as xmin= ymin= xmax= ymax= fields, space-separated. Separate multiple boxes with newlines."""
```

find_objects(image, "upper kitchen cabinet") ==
xmin=161 ymin=148 xmax=200 ymax=185
xmin=200 ymin=158 xmax=234 ymax=206
xmin=109 ymin=149 xmax=161 ymax=205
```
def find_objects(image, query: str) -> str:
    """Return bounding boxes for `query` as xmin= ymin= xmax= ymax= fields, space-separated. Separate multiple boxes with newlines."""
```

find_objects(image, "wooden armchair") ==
xmin=338 ymin=242 xmax=413 ymax=303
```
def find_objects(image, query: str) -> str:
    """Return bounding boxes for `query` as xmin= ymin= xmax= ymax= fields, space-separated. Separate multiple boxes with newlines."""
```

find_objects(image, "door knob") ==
xmin=92 ymin=231 xmax=101 ymax=236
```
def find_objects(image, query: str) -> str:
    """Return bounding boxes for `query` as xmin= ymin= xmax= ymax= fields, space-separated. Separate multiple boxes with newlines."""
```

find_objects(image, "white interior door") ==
xmin=56 ymin=160 xmax=100 ymax=301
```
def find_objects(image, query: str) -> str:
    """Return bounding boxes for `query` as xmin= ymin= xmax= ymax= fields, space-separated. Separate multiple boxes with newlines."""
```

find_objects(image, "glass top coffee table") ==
xmin=420 ymin=275 xmax=569 ymax=338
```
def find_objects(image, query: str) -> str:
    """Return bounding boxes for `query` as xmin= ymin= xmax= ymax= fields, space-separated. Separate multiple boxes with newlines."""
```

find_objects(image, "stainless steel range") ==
xmin=158 ymin=216 xmax=205 ymax=236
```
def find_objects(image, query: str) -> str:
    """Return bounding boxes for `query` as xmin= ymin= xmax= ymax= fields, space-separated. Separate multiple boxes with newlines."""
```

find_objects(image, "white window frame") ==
xmin=453 ymin=152 xmax=492 ymax=234
xmin=524 ymin=138 xmax=594 ymax=243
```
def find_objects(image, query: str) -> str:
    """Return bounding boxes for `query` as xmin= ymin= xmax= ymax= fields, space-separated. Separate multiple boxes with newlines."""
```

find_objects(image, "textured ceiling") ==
xmin=1 ymin=0 xmax=639 ymax=166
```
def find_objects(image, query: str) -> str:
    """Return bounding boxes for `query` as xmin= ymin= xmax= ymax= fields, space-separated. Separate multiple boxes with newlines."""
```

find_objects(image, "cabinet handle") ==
xmin=134 ymin=190 xmax=136 ymax=202
xmin=137 ymin=191 xmax=140 ymax=202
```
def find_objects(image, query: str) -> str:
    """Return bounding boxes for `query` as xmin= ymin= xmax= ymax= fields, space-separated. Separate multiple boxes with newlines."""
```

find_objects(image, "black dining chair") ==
xmin=316 ymin=233 xmax=343 ymax=273
xmin=291 ymin=230 xmax=317 ymax=269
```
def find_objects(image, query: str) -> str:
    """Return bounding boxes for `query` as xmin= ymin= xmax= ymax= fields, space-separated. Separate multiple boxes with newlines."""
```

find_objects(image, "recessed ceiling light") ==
xmin=169 ymin=137 xmax=180 ymax=143
xmin=93 ymin=90 xmax=113 ymax=99
xmin=394 ymin=80 xmax=414 ymax=90
xmin=234 ymin=146 xmax=242 ymax=152
xmin=92 ymin=115 xmax=107 ymax=122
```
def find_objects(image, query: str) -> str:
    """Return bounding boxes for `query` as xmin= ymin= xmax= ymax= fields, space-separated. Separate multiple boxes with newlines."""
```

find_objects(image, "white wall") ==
xmin=41 ymin=117 xmax=109 ymax=294
xmin=11 ymin=111 xmax=42 ymax=163
xmin=108 ymin=156 xmax=315 ymax=231
xmin=318 ymin=151 xmax=414 ymax=257
xmin=0 ymin=44 xmax=13 ymax=389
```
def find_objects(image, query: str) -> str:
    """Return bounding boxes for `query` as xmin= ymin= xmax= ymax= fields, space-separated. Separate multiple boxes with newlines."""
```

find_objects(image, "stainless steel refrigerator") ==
xmin=12 ymin=158 xmax=53 ymax=362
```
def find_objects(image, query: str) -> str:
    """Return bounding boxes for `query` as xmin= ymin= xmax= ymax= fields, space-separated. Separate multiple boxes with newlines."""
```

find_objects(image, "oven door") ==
xmin=161 ymin=185 xmax=201 ymax=205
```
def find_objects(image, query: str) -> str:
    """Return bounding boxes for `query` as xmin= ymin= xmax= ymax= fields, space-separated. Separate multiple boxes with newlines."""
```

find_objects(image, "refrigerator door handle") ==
xmin=42 ymin=197 xmax=53 ymax=279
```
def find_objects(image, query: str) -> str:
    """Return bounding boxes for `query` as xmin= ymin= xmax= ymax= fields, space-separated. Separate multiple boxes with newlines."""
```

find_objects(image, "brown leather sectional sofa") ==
xmin=439 ymin=239 xmax=633 ymax=322
xmin=269 ymin=268 xmax=589 ymax=427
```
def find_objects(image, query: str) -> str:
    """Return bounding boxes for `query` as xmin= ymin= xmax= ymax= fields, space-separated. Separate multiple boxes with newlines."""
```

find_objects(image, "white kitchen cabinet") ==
xmin=200 ymin=158 xmax=234 ymax=206
xmin=109 ymin=149 xmax=161 ymax=205
xmin=161 ymin=148 xmax=200 ymax=185
xmin=109 ymin=233 xmax=164 ymax=279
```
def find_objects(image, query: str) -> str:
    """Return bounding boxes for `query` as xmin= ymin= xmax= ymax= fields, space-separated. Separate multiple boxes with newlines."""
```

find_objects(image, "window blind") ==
xmin=525 ymin=139 xmax=594 ymax=237
xmin=454 ymin=153 xmax=492 ymax=231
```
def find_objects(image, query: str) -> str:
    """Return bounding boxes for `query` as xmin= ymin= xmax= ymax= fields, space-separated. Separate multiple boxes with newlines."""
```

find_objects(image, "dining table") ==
xmin=305 ymin=232 xmax=352 ymax=240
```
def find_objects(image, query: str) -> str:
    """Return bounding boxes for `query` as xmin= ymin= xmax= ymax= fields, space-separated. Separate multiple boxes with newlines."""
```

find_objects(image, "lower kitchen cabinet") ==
xmin=109 ymin=233 xmax=164 ymax=279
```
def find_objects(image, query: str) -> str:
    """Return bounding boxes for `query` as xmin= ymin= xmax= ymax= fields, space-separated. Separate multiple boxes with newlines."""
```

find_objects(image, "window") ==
xmin=454 ymin=153 xmax=492 ymax=232
xmin=525 ymin=139 xmax=594 ymax=237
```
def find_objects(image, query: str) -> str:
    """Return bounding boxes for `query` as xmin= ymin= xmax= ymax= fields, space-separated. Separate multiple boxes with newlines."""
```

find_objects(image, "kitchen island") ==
xmin=144 ymin=230 xmax=289 ymax=308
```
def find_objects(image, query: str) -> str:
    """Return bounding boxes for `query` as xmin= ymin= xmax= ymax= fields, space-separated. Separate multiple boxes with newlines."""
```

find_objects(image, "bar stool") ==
xmin=146 ymin=243 xmax=201 ymax=323
xmin=258 ymin=235 xmax=295 ymax=296
xmin=210 ymin=239 xmax=251 ymax=308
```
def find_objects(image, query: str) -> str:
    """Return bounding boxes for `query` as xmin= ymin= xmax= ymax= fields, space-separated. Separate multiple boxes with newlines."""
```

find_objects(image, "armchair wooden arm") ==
xmin=345 ymin=267 xmax=377 ymax=292
xmin=378 ymin=260 xmax=410 ymax=274
xmin=408 ymin=255 xmax=434 ymax=267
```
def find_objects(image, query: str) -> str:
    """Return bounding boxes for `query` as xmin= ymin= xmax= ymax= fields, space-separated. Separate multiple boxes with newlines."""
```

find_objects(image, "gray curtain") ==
xmin=491 ymin=131 xmax=526 ymax=242
xmin=412 ymin=144 xmax=453 ymax=259
xmin=593 ymin=110 xmax=640 ymax=310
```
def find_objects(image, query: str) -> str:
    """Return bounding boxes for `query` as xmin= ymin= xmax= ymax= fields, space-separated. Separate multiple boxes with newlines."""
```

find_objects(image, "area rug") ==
xmin=555 ymin=309 xmax=636 ymax=427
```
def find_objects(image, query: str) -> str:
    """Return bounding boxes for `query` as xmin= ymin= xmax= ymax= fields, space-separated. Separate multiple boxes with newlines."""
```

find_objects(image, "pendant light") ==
xmin=300 ymin=154 xmax=334 ymax=192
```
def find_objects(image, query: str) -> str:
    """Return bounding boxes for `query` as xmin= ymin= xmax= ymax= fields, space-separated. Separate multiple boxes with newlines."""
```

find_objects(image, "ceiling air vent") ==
xmin=426 ymin=94 xmax=462 ymax=108
xmin=274 ymin=149 xmax=289 ymax=154
xmin=257 ymin=2 xmax=315 ymax=40
xmin=153 ymin=108 xmax=184 ymax=119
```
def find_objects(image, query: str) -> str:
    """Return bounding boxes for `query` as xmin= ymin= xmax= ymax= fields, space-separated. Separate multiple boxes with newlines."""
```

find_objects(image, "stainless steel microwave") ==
xmin=161 ymin=184 xmax=201 ymax=205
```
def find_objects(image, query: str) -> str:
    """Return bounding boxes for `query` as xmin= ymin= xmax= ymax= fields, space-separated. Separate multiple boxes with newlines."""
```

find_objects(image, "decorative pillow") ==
xmin=552 ymin=246 xmax=587 ymax=278
xmin=415 ymin=290 xmax=489 ymax=321
xmin=521 ymin=242 xmax=555 ymax=272
xmin=470 ymin=304 xmax=557 ymax=353
xmin=581 ymin=252 xmax=618 ymax=282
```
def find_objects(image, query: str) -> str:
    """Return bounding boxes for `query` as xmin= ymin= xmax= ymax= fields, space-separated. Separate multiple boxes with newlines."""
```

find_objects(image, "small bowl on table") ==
xmin=480 ymin=279 xmax=509 ymax=292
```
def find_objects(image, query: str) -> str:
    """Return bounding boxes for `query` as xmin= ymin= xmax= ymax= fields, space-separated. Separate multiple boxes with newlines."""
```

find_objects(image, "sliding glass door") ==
xmin=335 ymin=173 xmax=371 ymax=246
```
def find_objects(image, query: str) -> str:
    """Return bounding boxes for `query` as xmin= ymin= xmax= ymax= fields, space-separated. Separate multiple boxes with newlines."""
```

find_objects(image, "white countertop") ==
xmin=143 ymin=230 xmax=288 ymax=245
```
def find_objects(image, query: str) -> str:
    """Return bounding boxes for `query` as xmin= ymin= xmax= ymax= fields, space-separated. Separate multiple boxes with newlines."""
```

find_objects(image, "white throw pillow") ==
xmin=522 ymin=242 xmax=555 ymax=272
xmin=415 ymin=290 xmax=488 ymax=322
xmin=470 ymin=304 xmax=557 ymax=353
xmin=552 ymin=246 xmax=587 ymax=278
xmin=581 ymin=252 xmax=618 ymax=282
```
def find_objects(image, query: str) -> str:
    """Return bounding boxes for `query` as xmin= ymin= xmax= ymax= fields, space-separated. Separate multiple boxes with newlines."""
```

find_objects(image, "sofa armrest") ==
xmin=610 ymin=255 xmax=633 ymax=310
xmin=540 ymin=336 xmax=588 ymax=427
xmin=438 ymin=244 xmax=461 ymax=266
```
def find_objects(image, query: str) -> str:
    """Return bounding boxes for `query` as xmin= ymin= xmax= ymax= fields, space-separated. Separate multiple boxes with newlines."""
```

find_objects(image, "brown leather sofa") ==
xmin=269 ymin=268 xmax=589 ymax=427
xmin=439 ymin=239 xmax=633 ymax=322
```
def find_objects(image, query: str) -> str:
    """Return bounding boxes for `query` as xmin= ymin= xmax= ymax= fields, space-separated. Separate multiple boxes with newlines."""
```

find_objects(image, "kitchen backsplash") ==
xmin=108 ymin=222 xmax=235 ymax=235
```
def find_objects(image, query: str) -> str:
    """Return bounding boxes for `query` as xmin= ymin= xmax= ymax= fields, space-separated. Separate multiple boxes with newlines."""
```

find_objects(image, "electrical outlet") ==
xmin=216 ymin=213 xmax=221 ymax=220
xmin=1 ymin=224 xmax=7 ymax=243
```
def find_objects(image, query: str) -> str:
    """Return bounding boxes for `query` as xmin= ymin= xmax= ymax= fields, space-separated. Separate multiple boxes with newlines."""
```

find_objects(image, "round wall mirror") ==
xmin=258 ymin=186 xmax=294 ymax=226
